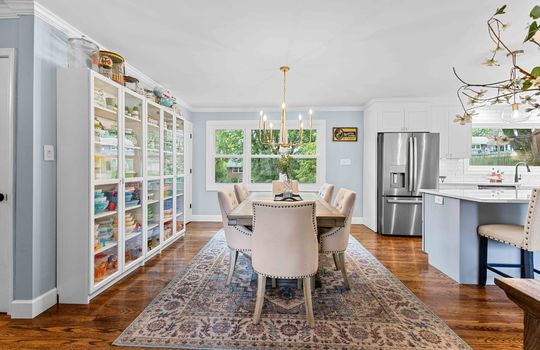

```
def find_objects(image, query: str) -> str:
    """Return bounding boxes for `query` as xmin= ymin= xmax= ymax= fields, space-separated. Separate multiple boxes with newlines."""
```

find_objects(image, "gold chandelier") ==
xmin=258 ymin=66 xmax=313 ymax=149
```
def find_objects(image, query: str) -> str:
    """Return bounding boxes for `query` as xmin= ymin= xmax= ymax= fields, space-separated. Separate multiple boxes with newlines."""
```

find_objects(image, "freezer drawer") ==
xmin=378 ymin=196 xmax=423 ymax=236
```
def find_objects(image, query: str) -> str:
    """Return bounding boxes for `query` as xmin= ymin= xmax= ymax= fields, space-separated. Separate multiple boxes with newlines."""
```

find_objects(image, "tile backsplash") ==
xmin=440 ymin=158 xmax=540 ymax=184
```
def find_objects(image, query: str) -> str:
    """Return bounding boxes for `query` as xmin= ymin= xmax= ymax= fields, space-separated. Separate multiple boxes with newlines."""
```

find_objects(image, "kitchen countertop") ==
xmin=440 ymin=181 xmax=540 ymax=189
xmin=420 ymin=188 xmax=532 ymax=203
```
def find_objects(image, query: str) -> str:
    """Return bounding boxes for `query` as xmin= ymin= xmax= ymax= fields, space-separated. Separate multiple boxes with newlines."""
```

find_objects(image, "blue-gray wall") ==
xmin=191 ymin=110 xmax=364 ymax=217
xmin=0 ymin=16 xmax=67 ymax=300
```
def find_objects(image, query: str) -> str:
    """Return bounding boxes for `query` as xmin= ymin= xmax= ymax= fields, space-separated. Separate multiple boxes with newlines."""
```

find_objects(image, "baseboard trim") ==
xmin=352 ymin=217 xmax=364 ymax=225
xmin=191 ymin=215 xmax=222 ymax=222
xmin=11 ymin=288 xmax=57 ymax=319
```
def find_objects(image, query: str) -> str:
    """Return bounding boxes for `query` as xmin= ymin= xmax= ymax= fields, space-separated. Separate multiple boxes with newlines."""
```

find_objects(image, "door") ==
xmin=411 ymin=133 xmax=439 ymax=195
xmin=380 ymin=196 xmax=423 ymax=235
xmin=0 ymin=49 xmax=15 ymax=313
xmin=184 ymin=120 xmax=193 ymax=223
xmin=377 ymin=133 xmax=412 ymax=197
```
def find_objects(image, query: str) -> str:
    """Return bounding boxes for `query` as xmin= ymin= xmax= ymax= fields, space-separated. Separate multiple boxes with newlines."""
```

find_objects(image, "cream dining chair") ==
xmin=234 ymin=183 xmax=250 ymax=203
xmin=272 ymin=180 xmax=299 ymax=194
xmin=318 ymin=183 xmax=334 ymax=204
xmin=319 ymin=188 xmax=356 ymax=290
xmin=217 ymin=188 xmax=252 ymax=286
xmin=251 ymin=200 xmax=318 ymax=328
xmin=478 ymin=188 xmax=540 ymax=285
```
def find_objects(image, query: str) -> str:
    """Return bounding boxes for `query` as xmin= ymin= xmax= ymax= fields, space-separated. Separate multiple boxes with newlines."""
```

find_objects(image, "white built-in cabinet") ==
xmin=57 ymin=69 xmax=191 ymax=303
xmin=377 ymin=104 xmax=432 ymax=132
xmin=431 ymin=106 xmax=472 ymax=159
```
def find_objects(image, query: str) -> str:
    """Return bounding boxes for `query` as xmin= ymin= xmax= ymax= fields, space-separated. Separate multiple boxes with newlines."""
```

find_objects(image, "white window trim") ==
xmin=206 ymin=119 xmax=326 ymax=191
xmin=464 ymin=117 xmax=540 ymax=174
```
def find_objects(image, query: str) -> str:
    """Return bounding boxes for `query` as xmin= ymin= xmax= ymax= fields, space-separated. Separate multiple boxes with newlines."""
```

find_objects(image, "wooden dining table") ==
xmin=228 ymin=192 xmax=345 ymax=228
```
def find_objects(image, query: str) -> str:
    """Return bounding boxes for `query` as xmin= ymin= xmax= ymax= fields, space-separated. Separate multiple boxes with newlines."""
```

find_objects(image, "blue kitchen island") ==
xmin=421 ymin=189 xmax=537 ymax=285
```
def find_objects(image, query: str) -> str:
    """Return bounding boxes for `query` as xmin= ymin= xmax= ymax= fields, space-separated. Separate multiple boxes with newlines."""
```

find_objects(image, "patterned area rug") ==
xmin=114 ymin=231 xmax=471 ymax=349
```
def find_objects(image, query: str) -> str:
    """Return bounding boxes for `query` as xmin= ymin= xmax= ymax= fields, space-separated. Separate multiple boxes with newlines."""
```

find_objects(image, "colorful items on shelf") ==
xmin=125 ymin=186 xmax=141 ymax=207
xmin=94 ymin=217 xmax=117 ymax=252
xmin=93 ymin=50 xmax=125 ymax=85
xmin=125 ymin=235 xmax=142 ymax=263
xmin=163 ymin=198 xmax=173 ymax=218
xmin=94 ymin=189 xmax=109 ymax=214
xmin=147 ymin=117 xmax=159 ymax=128
xmin=153 ymin=87 xmax=176 ymax=108
xmin=176 ymin=220 xmax=184 ymax=232
xmin=163 ymin=183 xmax=173 ymax=198
xmin=147 ymin=206 xmax=156 ymax=226
xmin=104 ymin=190 xmax=118 ymax=211
xmin=125 ymin=212 xmax=142 ymax=237
xmin=124 ymin=129 xmax=139 ymax=148
xmin=164 ymin=220 xmax=173 ymax=239
xmin=94 ymin=250 xmax=118 ymax=282
xmin=147 ymin=225 xmax=160 ymax=251
xmin=125 ymin=106 xmax=140 ymax=120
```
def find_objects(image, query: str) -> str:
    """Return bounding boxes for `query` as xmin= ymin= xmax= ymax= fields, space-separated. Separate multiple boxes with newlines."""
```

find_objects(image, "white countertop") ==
xmin=420 ymin=188 xmax=532 ymax=203
xmin=440 ymin=181 xmax=540 ymax=190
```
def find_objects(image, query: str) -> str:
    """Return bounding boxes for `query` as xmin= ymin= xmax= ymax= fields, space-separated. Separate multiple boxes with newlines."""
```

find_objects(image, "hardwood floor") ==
xmin=0 ymin=223 xmax=523 ymax=349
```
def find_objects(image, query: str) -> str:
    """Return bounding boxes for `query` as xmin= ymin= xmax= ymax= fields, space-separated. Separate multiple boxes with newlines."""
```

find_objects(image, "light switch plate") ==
xmin=340 ymin=158 xmax=352 ymax=166
xmin=434 ymin=196 xmax=444 ymax=205
xmin=44 ymin=145 xmax=55 ymax=161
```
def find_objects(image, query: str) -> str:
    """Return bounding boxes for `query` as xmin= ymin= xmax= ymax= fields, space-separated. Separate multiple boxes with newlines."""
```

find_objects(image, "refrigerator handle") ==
xmin=413 ymin=136 xmax=418 ymax=192
xmin=408 ymin=137 xmax=414 ymax=192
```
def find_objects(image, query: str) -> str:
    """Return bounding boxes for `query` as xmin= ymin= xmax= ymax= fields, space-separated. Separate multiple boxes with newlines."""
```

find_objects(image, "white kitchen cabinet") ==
xmin=377 ymin=104 xmax=431 ymax=132
xmin=432 ymin=106 xmax=471 ymax=159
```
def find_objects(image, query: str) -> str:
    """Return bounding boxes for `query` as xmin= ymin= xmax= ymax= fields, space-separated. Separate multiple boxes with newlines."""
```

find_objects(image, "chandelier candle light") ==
xmin=257 ymin=66 xmax=314 ymax=150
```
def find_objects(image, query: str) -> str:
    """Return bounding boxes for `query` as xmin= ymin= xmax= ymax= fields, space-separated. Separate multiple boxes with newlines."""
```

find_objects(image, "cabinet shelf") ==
xmin=148 ymin=123 xmax=159 ymax=129
xmin=94 ymin=179 xmax=119 ymax=186
xmin=147 ymin=199 xmax=159 ymax=205
xmin=94 ymin=105 xmax=118 ymax=120
xmin=94 ymin=210 xmax=117 ymax=219
xmin=125 ymin=115 xmax=141 ymax=122
xmin=125 ymin=230 xmax=142 ymax=241
xmin=125 ymin=204 xmax=142 ymax=211
xmin=94 ymin=241 xmax=118 ymax=255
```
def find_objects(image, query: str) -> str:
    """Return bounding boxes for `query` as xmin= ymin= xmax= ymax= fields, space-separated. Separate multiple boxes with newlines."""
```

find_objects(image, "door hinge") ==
xmin=189 ymin=203 xmax=192 ymax=209
xmin=190 ymin=169 xmax=192 ymax=174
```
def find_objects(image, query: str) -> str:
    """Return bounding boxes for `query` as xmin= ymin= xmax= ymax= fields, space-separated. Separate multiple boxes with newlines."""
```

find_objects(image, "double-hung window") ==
xmin=207 ymin=120 xmax=326 ymax=190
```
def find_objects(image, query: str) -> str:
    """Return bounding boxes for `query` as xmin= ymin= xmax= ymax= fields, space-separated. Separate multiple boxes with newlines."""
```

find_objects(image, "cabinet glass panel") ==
xmin=124 ymin=92 xmax=143 ymax=178
xmin=147 ymin=103 xmax=161 ymax=177
xmin=164 ymin=111 xmax=174 ymax=176
xmin=163 ymin=178 xmax=173 ymax=240
xmin=93 ymin=77 xmax=119 ymax=181
xmin=93 ymin=184 xmax=119 ymax=285
xmin=175 ymin=191 xmax=184 ymax=233
xmin=175 ymin=117 xmax=184 ymax=175
xmin=147 ymin=179 xmax=161 ymax=252
xmin=124 ymin=181 xmax=143 ymax=266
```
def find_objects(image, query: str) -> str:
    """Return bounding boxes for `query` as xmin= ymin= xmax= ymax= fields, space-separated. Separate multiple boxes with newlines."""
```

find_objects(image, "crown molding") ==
xmin=1 ymin=0 xmax=192 ymax=111
xmin=190 ymin=105 xmax=364 ymax=113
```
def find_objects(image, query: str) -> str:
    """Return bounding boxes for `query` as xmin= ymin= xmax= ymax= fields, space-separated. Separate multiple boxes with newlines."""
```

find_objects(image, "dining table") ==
xmin=227 ymin=192 xmax=345 ymax=228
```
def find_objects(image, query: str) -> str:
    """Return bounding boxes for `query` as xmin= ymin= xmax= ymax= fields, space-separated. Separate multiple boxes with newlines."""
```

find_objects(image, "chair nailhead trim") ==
xmin=253 ymin=268 xmax=317 ymax=279
xmin=523 ymin=189 xmax=538 ymax=250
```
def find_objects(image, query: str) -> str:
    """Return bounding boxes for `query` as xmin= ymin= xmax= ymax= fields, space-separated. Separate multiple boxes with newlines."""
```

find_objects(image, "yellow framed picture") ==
xmin=332 ymin=127 xmax=358 ymax=142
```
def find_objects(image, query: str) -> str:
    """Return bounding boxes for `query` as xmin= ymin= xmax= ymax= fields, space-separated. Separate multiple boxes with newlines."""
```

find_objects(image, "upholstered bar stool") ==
xmin=271 ymin=180 xmax=299 ymax=194
xmin=318 ymin=183 xmax=334 ymax=204
xmin=478 ymin=188 xmax=540 ymax=285
xmin=319 ymin=188 xmax=356 ymax=290
xmin=234 ymin=183 xmax=250 ymax=203
xmin=217 ymin=188 xmax=252 ymax=286
xmin=251 ymin=200 xmax=319 ymax=328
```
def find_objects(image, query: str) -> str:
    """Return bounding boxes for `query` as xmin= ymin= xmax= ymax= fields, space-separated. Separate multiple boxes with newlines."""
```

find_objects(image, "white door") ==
xmin=0 ymin=49 xmax=15 ymax=313
xmin=184 ymin=120 xmax=193 ymax=223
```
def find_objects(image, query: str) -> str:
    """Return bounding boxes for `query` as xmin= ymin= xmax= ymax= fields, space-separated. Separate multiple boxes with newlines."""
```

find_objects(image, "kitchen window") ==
xmin=206 ymin=120 xmax=325 ymax=190
xmin=470 ymin=127 xmax=540 ymax=166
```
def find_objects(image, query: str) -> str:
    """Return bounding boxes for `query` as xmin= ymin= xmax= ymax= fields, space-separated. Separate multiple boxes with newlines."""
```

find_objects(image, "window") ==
xmin=207 ymin=120 xmax=326 ymax=190
xmin=470 ymin=127 xmax=540 ymax=166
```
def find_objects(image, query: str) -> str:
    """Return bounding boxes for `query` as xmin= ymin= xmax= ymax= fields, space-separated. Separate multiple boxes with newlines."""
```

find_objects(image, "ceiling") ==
xmin=37 ymin=0 xmax=538 ymax=109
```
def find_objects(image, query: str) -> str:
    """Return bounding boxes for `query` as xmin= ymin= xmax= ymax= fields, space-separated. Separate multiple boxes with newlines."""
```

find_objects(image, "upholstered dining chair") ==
xmin=251 ymin=200 xmax=318 ymax=328
xmin=319 ymin=188 xmax=356 ymax=290
xmin=271 ymin=180 xmax=299 ymax=194
xmin=318 ymin=183 xmax=334 ymax=204
xmin=234 ymin=183 xmax=250 ymax=203
xmin=217 ymin=188 xmax=252 ymax=286
xmin=478 ymin=188 xmax=540 ymax=285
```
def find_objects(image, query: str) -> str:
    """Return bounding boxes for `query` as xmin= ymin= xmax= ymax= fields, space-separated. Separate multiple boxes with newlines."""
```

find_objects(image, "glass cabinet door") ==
xmin=146 ymin=103 xmax=161 ymax=178
xmin=175 ymin=176 xmax=184 ymax=233
xmin=163 ymin=178 xmax=174 ymax=241
xmin=124 ymin=92 xmax=143 ymax=179
xmin=124 ymin=180 xmax=143 ymax=266
xmin=147 ymin=179 xmax=161 ymax=253
xmin=175 ymin=117 xmax=185 ymax=175
xmin=175 ymin=116 xmax=185 ymax=234
xmin=93 ymin=77 xmax=119 ymax=182
xmin=163 ymin=111 xmax=174 ymax=176
xmin=93 ymin=184 xmax=119 ymax=286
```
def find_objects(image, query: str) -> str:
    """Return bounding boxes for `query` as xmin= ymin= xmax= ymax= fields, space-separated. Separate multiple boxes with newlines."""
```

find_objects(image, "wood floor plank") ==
xmin=0 ymin=223 xmax=523 ymax=349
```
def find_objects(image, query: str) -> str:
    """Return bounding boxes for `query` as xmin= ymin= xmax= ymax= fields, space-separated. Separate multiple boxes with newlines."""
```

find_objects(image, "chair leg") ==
xmin=332 ymin=253 xmax=340 ymax=271
xmin=523 ymin=250 xmax=534 ymax=279
xmin=478 ymin=236 xmax=488 ymax=286
xmin=253 ymin=274 xmax=266 ymax=324
xmin=271 ymin=278 xmax=277 ymax=288
xmin=297 ymin=279 xmax=302 ymax=290
xmin=303 ymin=277 xmax=315 ymax=328
xmin=226 ymin=249 xmax=239 ymax=286
xmin=338 ymin=252 xmax=350 ymax=290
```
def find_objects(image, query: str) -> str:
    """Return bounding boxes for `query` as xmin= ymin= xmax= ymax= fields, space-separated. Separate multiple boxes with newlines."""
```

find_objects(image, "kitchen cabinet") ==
xmin=57 ymin=69 xmax=190 ymax=303
xmin=377 ymin=104 xmax=432 ymax=132
xmin=432 ymin=106 xmax=471 ymax=159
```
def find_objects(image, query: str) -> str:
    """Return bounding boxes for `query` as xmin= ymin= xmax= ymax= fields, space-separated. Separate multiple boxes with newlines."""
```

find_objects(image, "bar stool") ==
xmin=478 ymin=188 xmax=540 ymax=285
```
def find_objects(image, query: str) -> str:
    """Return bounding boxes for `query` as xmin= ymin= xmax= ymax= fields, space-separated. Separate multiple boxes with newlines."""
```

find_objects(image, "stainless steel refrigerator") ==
xmin=377 ymin=132 xmax=439 ymax=236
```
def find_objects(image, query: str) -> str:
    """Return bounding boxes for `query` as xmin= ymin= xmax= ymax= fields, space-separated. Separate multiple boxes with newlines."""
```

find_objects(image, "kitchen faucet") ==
xmin=514 ymin=162 xmax=531 ymax=183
